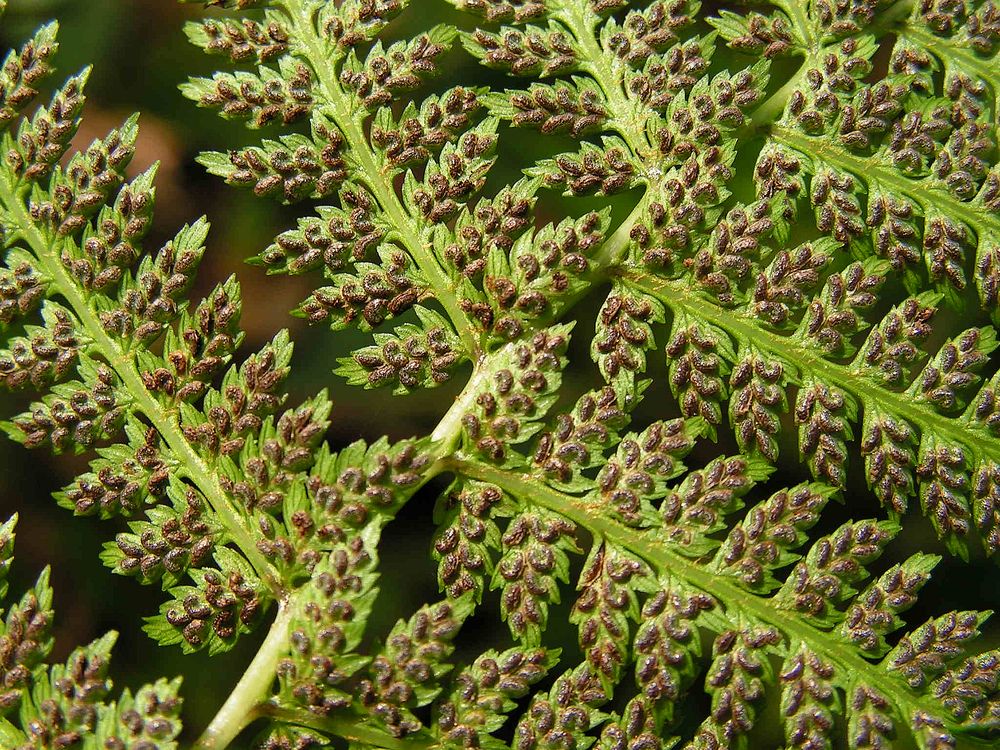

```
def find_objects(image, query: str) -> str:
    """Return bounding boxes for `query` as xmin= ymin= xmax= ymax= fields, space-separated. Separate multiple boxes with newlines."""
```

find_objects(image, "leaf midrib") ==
xmin=452 ymin=455 xmax=986 ymax=745
xmin=0 ymin=171 xmax=283 ymax=595
xmin=771 ymin=125 xmax=1000 ymax=241
xmin=282 ymin=2 xmax=481 ymax=358
xmin=899 ymin=24 xmax=1000 ymax=112
xmin=623 ymin=269 xmax=998 ymax=467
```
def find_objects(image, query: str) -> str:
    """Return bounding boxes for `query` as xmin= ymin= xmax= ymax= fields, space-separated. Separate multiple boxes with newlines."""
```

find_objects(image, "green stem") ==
xmin=0 ymin=176 xmax=282 ymax=596
xmin=878 ymin=0 xmax=920 ymax=33
xmin=449 ymin=455 xmax=955 ymax=738
xmin=193 ymin=601 xmax=294 ymax=750
xmin=772 ymin=124 xmax=1000 ymax=240
xmin=900 ymin=23 xmax=999 ymax=99
xmin=554 ymin=3 xmax=651 ymax=158
xmin=773 ymin=0 xmax=818 ymax=52
xmin=592 ymin=189 xmax=649 ymax=268
xmin=193 ymin=448 xmax=457 ymax=750
xmin=283 ymin=2 xmax=481 ymax=358
xmin=747 ymin=57 xmax=813 ymax=130
xmin=431 ymin=358 xmax=493 ymax=445
xmin=749 ymin=0 xmax=914 ymax=131
xmin=623 ymin=270 xmax=999 ymax=466
xmin=258 ymin=705 xmax=438 ymax=750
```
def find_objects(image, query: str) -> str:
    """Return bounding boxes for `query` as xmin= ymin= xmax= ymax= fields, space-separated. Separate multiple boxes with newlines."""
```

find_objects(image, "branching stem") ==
xmin=193 ymin=601 xmax=294 ymax=750
xmin=773 ymin=0 xmax=818 ymax=52
xmin=448 ymin=455 xmax=953 ymax=740
xmin=747 ymin=57 xmax=815 ymax=131
xmin=749 ymin=0 xmax=913 ymax=131
xmin=555 ymin=3 xmax=651 ymax=156
xmin=431 ymin=358 xmax=494 ymax=446
xmin=624 ymin=269 xmax=1000 ymax=467
xmin=900 ymin=23 xmax=999 ymax=99
xmin=773 ymin=124 xmax=1000 ymax=241
xmin=592 ymin=190 xmax=650 ymax=269
xmin=0 ymin=175 xmax=283 ymax=595
xmin=283 ymin=2 xmax=481 ymax=358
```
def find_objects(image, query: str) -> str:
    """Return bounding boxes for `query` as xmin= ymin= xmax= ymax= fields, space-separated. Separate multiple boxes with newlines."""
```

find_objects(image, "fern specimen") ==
xmin=3 ymin=0 xmax=1000 ymax=748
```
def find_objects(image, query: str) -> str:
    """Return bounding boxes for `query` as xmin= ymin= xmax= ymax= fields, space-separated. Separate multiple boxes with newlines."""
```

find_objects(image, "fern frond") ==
xmin=0 ymin=515 xmax=184 ymax=748
xmin=452 ymin=0 xmax=1000 ymax=560
xmin=5 ymin=0 xmax=1000 ymax=748
xmin=182 ymin=0 xmax=484 ymax=361
xmin=451 ymin=448 xmax=999 ymax=750
xmin=0 ymin=0 xmax=432 ymax=676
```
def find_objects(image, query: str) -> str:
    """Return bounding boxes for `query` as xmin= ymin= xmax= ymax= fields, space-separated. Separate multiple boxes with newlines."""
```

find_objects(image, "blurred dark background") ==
xmin=0 ymin=1 xmax=997 ymax=747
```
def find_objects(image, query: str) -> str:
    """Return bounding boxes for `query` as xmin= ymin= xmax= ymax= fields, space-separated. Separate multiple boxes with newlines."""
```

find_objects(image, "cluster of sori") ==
xmin=1 ymin=1 xmax=1000 ymax=749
